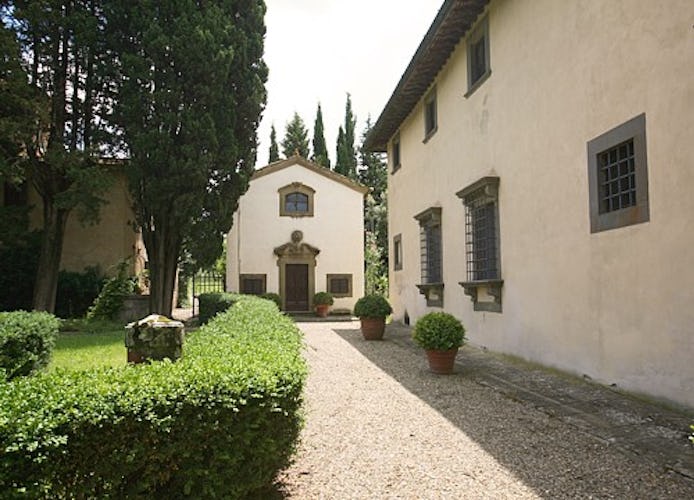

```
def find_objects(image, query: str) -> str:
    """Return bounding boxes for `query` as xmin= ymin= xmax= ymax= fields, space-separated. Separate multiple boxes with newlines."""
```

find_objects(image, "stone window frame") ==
xmin=326 ymin=274 xmax=353 ymax=298
xmin=393 ymin=233 xmax=403 ymax=271
xmin=457 ymin=177 xmax=503 ymax=313
xmin=278 ymin=182 xmax=315 ymax=217
xmin=414 ymin=207 xmax=443 ymax=307
xmin=423 ymin=87 xmax=438 ymax=143
xmin=587 ymin=113 xmax=649 ymax=233
xmin=391 ymin=133 xmax=401 ymax=174
xmin=465 ymin=14 xmax=491 ymax=98
xmin=240 ymin=274 xmax=266 ymax=295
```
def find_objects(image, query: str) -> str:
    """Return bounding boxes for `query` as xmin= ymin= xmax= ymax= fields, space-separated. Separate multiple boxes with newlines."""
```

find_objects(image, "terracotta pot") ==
xmin=360 ymin=317 xmax=385 ymax=340
xmin=425 ymin=348 xmax=459 ymax=374
xmin=315 ymin=304 xmax=330 ymax=317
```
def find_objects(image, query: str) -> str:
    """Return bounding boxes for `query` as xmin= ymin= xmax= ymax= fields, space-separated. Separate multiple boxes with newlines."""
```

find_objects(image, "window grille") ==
xmin=598 ymin=139 xmax=636 ymax=213
xmin=326 ymin=274 xmax=352 ymax=297
xmin=418 ymin=218 xmax=442 ymax=284
xmin=465 ymin=196 xmax=498 ymax=281
xmin=240 ymin=274 xmax=266 ymax=295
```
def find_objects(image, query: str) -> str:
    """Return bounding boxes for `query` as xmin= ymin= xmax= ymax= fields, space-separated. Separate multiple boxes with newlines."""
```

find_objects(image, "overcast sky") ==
xmin=256 ymin=0 xmax=442 ymax=167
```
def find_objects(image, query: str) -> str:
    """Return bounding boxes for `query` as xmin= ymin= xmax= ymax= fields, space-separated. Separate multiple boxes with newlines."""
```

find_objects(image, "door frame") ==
xmin=274 ymin=231 xmax=320 ymax=312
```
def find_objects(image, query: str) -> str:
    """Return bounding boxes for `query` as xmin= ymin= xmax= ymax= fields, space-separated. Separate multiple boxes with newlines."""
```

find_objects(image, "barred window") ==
xmin=240 ymin=274 xmax=266 ymax=295
xmin=414 ymin=207 xmax=443 ymax=307
xmin=327 ymin=274 xmax=352 ymax=297
xmin=465 ymin=196 xmax=499 ymax=281
xmin=457 ymin=177 xmax=502 ymax=313
xmin=588 ymin=114 xmax=649 ymax=233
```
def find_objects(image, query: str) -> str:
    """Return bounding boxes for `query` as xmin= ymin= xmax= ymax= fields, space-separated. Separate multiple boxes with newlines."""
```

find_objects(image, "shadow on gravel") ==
xmin=333 ymin=324 xmax=694 ymax=499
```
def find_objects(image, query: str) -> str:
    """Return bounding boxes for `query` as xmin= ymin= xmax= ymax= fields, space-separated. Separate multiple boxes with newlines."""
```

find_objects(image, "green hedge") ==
xmin=0 ymin=311 xmax=60 ymax=380
xmin=198 ymin=292 xmax=238 ymax=325
xmin=0 ymin=296 xmax=307 ymax=498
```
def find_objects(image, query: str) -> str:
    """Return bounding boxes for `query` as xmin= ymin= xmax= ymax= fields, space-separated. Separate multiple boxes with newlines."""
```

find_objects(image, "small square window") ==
xmin=587 ymin=113 xmax=649 ymax=233
xmin=393 ymin=234 xmax=403 ymax=271
xmin=392 ymin=135 xmax=401 ymax=173
xmin=423 ymin=89 xmax=437 ymax=141
xmin=465 ymin=16 xmax=491 ymax=97
xmin=327 ymin=274 xmax=352 ymax=297
xmin=240 ymin=274 xmax=266 ymax=295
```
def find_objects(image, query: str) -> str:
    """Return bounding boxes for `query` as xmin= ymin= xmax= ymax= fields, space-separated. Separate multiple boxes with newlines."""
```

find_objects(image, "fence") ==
xmin=191 ymin=271 xmax=225 ymax=317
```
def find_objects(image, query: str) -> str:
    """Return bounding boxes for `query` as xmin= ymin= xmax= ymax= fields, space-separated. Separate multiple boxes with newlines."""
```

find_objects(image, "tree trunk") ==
xmin=32 ymin=198 xmax=70 ymax=312
xmin=144 ymin=220 xmax=181 ymax=318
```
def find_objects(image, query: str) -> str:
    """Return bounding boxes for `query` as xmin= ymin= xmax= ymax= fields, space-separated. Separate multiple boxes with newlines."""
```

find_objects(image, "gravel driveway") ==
xmin=275 ymin=320 xmax=694 ymax=499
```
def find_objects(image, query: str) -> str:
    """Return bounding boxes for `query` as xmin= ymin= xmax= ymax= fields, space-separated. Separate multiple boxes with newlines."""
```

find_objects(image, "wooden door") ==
xmin=285 ymin=264 xmax=309 ymax=311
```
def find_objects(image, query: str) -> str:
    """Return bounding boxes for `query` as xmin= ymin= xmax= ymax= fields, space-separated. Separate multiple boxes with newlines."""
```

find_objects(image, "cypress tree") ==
xmin=281 ymin=112 xmax=310 ymax=158
xmin=269 ymin=124 xmax=280 ymax=162
xmin=334 ymin=94 xmax=357 ymax=179
xmin=312 ymin=103 xmax=330 ymax=168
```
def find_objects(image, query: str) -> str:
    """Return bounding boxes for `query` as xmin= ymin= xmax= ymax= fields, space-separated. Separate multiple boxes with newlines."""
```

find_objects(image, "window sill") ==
xmin=416 ymin=282 xmax=444 ymax=307
xmin=464 ymin=69 xmax=492 ymax=99
xmin=459 ymin=279 xmax=502 ymax=312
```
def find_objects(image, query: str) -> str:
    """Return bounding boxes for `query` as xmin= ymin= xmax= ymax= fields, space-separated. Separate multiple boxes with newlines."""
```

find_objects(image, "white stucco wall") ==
xmin=387 ymin=0 xmax=694 ymax=407
xmin=227 ymin=161 xmax=365 ymax=311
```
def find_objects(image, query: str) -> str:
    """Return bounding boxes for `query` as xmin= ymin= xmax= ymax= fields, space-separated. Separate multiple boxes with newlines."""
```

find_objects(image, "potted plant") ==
xmin=353 ymin=294 xmax=392 ymax=340
xmin=412 ymin=312 xmax=466 ymax=374
xmin=313 ymin=292 xmax=334 ymax=317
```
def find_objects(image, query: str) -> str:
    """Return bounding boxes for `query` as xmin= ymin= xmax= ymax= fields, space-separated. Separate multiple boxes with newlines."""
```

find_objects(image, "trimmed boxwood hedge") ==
xmin=0 ymin=311 xmax=60 ymax=380
xmin=0 ymin=296 xmax=307 ymax=498
xmin=198 ymin=292 xmax=238 ymax=325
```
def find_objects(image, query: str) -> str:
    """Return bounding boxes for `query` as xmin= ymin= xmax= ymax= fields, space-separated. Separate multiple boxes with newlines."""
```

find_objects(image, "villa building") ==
xmin=365 ymin=0 xmax=694 ymax=407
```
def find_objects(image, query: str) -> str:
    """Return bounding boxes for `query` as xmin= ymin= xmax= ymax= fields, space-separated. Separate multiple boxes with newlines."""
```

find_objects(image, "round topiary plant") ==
xmin=413 ymin=312 xmax=466 ymax=351
xmin=313 ymin=292 xmax=334 ymax=306
xmin=353 ymin=295 xmax=392 ymax=319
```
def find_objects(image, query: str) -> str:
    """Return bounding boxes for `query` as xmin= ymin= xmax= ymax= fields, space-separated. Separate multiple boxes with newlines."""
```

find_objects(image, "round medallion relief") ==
xmin=291 ymin=230 xmax=303 ymax=243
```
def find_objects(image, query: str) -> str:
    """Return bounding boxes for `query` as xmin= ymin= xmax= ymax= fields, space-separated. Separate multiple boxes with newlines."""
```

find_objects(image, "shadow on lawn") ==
xmin=329 ymin=324 xmax=694 ymax=499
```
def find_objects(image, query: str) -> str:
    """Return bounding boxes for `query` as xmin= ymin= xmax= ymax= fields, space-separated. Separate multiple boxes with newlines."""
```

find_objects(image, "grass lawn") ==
xmin=51 ymin=320 xmax=127 ymax=371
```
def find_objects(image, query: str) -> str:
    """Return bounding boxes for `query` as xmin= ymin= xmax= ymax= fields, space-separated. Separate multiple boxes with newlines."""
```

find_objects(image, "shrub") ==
xmin=0 ymin=225 xmax=40 ymax=312
xmin=313 ymin=291 xmax=334 ymax=306
xmin=87 ymin=260 xmax=135 ymax=320
xmin=260 ymin=292 xmax=282 ymax=309
xmin=198 ymin=292 xmax=237 ymax=325
xmin=413 ymin=312 xmax=466 ymax=351
xmin=0 ymin=311 xmax=60 ymax=380
xmin=353 ymin=294 xmax=392 ymax=318
xmin=0 ymin=296 xmax=307 ymax=498
xmin=55 ymin=267 xmax=105 ymax=319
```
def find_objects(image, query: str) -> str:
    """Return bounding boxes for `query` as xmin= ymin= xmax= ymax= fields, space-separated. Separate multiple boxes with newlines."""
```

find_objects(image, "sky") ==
xmin=256 ymin=0 xmax=443 ymax=167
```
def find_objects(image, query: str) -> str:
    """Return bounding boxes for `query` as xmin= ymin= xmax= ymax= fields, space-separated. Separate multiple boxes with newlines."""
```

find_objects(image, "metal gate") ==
xmin=191 ymin=271 xmax=225 ymax=316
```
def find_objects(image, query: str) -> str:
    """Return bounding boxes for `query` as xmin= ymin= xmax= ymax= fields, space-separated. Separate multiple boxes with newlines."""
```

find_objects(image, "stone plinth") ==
xmin=125 ymin=314 xmax=185 ymax=363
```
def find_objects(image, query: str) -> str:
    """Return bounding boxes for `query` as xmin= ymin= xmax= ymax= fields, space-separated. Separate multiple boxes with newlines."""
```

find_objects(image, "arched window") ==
xmin=278 ymin=182 xmax=315 ymax=217
xmin=285 ymin=192 xmax=309 ymax=214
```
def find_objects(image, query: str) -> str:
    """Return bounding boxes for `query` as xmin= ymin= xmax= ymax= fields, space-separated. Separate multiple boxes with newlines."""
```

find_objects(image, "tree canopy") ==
xmin=108 ymin=0 xmax=268 ymax=315
xmin=281 ymin=112 xmax=310 ymax=159
xmin=1 ymin=0 xmax=118 ymax=312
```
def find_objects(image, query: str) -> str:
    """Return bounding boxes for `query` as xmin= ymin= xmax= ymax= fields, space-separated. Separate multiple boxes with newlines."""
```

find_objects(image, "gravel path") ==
xmin=276 ymin=320 xmax=694 ymax=499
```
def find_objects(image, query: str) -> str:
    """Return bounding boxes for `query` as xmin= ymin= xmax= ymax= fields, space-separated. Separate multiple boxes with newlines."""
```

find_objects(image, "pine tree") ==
xmin=269 ymin=124 xmax=280 ymax=162
xmin=359 ymin=117 xmax=387 ymax=203
xmin=281 ymin=112 xmax=310 ymax=158
xmin=334 ymin=94 xmax=357 ymax=178
xmin=312 ymin=103 xmax=330 ymax=168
